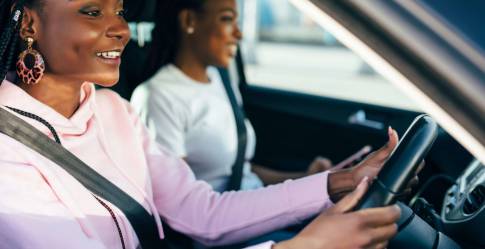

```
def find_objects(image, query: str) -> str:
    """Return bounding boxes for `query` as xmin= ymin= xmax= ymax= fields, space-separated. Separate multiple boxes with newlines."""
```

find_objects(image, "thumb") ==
xmin=372 ymin=127 xmax=399 ymax=162
xmin=385 ymin=127 xmax=399 ymax=154
xmin=327 ymin=177 xmax=369 ymax=215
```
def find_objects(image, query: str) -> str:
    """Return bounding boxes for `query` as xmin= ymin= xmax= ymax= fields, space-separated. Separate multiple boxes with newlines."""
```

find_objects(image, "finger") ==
xmin=330 ymin=191 xmax=352 ymax=203
xmin=379 ymin=127 xmax=399 ymax=159
xmin=330 ymin=177 xmax=369 ymax=214
xmin=364 ymin=241 xmax=388 ymax=249
xmin=397 ymin=189 xmax=413 ymax=200
xmin=367 ymin=224 xmax=398 ymax=247
xmin=399 ymin=177 xmax=419 ymax=199
xmin=363 ymin=128 xmax=399 ymax=165
xmin=358 ymin=205 xmax=401 ymax=226
xmin=318 ymin=158 xmax=333 ymax=170
xmin=367 ymin=241 xmax=389 ymax=249
xmin=408 ymin=176 xmax=419 ymax=189
xmin=417 ymin=160 xmax=425 ymax=174
xmin=320 ymin=158 xmax=333 ymax=166
xmin=402 ymin=188 xmax=413 ymax=196
xmin=390 ymin=127 xmax=399 ymax=148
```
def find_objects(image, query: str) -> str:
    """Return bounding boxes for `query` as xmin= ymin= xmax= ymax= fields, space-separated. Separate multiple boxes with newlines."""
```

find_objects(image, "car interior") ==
xmin=107 ymin=0 xmax=484 ymax=248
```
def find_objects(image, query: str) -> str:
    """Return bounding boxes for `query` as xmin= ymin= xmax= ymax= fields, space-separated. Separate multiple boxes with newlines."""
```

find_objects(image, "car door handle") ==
xmin=348 ymin=110 xmax=385 ymax=130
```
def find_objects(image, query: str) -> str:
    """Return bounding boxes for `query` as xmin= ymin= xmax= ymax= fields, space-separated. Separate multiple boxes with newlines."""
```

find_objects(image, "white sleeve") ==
xmin=143 ymin=88 xmax=188 ymax=157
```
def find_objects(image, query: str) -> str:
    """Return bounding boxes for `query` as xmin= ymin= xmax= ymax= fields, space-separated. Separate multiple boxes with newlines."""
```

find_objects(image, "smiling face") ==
xmin=22 ymin=0 xmax=130 ymax=86
xmin=187 ymin=0 xmax=242 ymax=68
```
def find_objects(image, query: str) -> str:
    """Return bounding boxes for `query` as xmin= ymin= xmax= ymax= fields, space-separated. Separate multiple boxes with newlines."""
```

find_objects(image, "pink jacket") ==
xmin=0 ymin=80 xmax=333 ymax=249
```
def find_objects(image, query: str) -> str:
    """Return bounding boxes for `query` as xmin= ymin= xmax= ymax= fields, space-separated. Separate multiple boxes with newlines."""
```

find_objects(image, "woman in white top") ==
xmin=131 ymin=0 xmax=333 ymax=192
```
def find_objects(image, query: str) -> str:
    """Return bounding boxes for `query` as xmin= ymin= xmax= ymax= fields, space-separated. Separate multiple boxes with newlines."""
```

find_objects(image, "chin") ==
xmin=214 ymin=58 xmax=231 ymax=69
xmin=91 ymin=73 xmax=120 ymax=87
xmin=96 ymin=79 xmax=119 ymax=87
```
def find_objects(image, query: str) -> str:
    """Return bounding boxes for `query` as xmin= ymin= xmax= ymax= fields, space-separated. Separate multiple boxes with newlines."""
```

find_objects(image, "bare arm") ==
xmin=251 ymin=157 xmax=333 ymax=185
xmin=251 ymin=164 xmax=307 ymax=185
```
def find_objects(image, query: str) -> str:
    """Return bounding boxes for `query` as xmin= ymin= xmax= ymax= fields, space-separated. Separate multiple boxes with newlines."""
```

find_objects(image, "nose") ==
xmin=233 ymin=24 xmax=243 ymax=41
xmin=106 ymin=16 xmax=131 ymax=45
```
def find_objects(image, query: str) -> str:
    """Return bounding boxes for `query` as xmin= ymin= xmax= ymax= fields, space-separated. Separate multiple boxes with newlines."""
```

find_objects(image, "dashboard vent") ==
xmin=463 ymin=185 xmax=485 ymax=215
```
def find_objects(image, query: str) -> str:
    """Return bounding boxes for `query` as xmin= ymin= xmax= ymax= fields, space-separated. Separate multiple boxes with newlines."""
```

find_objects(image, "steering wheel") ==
xmin=353 ymin=115 xmax=461 ymax=249
xmin=355 ymin=114 xmax=438 ymax=210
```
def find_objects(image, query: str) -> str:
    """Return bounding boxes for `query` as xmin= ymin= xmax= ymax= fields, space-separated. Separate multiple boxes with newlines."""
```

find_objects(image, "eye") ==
xmin=221 ymin=15 xmax=235 ymax=23
xmin=79 ymin=8 xmax=102 ymax=17
xmin=116 ymin=9 xmax=127 ymax=18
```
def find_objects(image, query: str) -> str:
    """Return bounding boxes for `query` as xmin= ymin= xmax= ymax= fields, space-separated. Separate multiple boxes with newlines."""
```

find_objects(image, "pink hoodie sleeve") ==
xmin=136 ymin=112 xmax=334 ymax=246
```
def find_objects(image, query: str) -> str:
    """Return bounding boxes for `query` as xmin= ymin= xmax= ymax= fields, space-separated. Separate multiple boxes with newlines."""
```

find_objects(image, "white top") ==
xmin=131 ymin=64 xmax=263 ymax=191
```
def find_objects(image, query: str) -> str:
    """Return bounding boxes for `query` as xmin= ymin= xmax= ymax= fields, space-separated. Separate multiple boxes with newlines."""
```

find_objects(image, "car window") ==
xmin=418 ymin=0 xmax=485 ymax=55
xmin=239 ymin=0 xmax=421 ymax=111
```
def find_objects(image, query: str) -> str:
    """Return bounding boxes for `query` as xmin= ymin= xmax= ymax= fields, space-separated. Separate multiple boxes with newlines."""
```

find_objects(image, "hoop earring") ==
xmin=16 ymin=37 xmax=45 ymax=85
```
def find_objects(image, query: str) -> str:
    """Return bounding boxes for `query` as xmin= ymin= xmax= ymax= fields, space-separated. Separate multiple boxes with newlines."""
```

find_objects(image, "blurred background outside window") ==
xmin=238 ymin=0 xmax=420 ymax=111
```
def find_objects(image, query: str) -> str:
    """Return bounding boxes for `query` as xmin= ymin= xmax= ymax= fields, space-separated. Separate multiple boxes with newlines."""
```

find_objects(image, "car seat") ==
xmin=112 ymin=0 xmax=155 ymax=100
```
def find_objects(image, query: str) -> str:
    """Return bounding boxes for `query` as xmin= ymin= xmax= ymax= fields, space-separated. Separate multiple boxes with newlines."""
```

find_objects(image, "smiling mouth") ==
xmin=96 ymin=50 xmax=122 ymax=59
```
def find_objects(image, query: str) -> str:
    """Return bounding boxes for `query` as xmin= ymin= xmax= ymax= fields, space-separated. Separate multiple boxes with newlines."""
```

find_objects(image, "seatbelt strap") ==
xmin=0 ymin=107 xmax=165 ymax=249
xmin=218 ymin=67 xmax=248 ymax=191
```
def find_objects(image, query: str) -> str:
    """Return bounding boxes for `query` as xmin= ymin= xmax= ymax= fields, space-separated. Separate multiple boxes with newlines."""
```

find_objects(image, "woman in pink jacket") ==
xmin=0 ymin=0 xmax=400 ymax=248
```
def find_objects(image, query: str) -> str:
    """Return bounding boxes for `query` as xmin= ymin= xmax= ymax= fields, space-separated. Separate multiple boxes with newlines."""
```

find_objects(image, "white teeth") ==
xmin=96 ymin=51 xmax=121 ymax=59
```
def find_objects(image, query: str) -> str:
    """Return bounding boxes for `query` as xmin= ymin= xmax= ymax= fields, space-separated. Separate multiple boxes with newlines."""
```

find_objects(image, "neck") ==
xmin=174 ymin=47 xmax=210 ymax=83
xmin=18 ymin=74 xmax=84 ymax=118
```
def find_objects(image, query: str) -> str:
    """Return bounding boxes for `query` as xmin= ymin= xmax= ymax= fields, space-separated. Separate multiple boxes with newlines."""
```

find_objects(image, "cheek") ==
xmin=68 ymin=29 xmax=100 ymax=57
xmin=223 ymin=25 xmax=234 ymax=37
xmin=209 ymin=26 xmax=232 ymax=51
xmin=40 ymin=23 xmax=102 ymax=72
xmin=70 ymin=29 xmax=101 ymax=58
xmin=214 ymin=25 xmax=233 ymax=43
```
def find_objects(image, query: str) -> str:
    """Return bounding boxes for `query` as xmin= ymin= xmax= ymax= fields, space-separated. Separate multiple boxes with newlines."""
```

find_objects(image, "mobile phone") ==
xmin=332 ymin=145 xmax=372 ymax=171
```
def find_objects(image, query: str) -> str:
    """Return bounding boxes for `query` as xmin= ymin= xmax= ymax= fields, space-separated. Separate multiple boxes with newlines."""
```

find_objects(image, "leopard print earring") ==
xmin=16 ymin=37 xmax=45 ymax=85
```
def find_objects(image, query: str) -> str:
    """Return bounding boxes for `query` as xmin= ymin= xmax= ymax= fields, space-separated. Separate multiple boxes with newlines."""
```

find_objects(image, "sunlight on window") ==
xmin=239 ymin=0 xmax=420 ymax=111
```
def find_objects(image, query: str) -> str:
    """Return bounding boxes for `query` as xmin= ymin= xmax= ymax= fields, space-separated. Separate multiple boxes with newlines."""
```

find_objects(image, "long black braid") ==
xmin=0 ymin=0 xmax=26 ymax=83
xmin=0 ymin=0 xmax=43 ymax=84
xmin=142 ymin=0 xmax=206 ymax=82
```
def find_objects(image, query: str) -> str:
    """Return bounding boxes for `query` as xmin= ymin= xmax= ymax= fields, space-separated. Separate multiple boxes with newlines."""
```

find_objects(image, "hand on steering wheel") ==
xmin=354 ymin=115 xmax=437 ymax=210
xmin=328 ymin=127 xmax=400 ymax=202
xmin=277 ymin=116 xmax=439 ymax=249
xmin=352 ymin=127 xmax=399 ymax=187
xmin=274 ymin=178 xmax=401 ymax=249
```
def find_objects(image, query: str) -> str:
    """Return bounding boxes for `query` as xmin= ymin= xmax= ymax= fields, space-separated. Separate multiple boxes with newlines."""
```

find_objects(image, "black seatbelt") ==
xmin=0 ymin=107 xmax=165 ymax=249
xmin=218 ymin=67 xmax=247 ymax=191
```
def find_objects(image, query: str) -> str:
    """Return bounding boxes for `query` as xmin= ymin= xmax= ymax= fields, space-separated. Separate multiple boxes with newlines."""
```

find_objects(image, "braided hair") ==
xmin=143 ymin=0 xmax=205 ymax=82
xmin=0 ymin=0 xmax=40 ymax=84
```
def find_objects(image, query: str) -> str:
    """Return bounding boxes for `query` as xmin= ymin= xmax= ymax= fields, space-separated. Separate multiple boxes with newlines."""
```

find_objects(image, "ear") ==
xmin=19 ymin=7 xmax=41 ymax=41
xmin=178 ymin=9 xmax=198 ymax=35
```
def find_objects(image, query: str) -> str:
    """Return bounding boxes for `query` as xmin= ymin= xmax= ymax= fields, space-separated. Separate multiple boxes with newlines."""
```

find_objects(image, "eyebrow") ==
xmin=218 ymin=8 xmax=237 ymax=15
xmin=68 ymin=0 xmax=123 ymax=4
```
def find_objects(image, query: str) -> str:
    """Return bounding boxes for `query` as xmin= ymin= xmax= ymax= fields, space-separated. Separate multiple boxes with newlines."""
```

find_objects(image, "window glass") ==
xmin=419 ymin=0 xmax=485 ymax=54
xmin=239 ymin=0 xmax=420 ymax=111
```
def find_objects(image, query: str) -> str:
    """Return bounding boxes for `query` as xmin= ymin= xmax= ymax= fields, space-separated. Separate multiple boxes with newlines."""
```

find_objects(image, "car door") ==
xmin=235 ymin=0 xmax=471 ymax=180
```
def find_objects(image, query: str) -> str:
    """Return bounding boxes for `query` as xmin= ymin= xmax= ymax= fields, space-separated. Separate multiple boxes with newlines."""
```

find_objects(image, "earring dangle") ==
xmin=16 ymin=37 xmax=45 ymax=85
